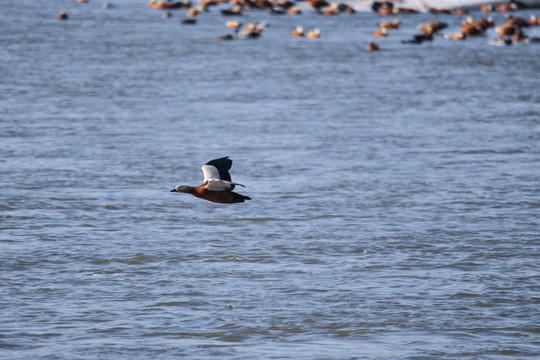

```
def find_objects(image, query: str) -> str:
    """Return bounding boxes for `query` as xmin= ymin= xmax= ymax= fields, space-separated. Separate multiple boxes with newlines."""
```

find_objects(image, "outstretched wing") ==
xmin=201 ymin=157 xmax=244 ymax=191
xmin=205 ymin=157 xmax=232 ymax=182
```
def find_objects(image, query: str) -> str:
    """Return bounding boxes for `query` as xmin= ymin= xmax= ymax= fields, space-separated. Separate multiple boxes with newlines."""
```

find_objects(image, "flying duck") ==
xmin=171 ymin=157 xmax=251 ymax=203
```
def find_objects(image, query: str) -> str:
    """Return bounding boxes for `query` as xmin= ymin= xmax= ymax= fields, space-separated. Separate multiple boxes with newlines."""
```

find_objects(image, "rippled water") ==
xmin=1 ymin=0 xmax=540 ymax=358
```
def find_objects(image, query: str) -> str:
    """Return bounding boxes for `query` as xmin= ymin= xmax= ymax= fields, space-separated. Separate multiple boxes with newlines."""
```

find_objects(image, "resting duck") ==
xmin=221 ymin=5 xmax=243 ymax=15
xmin=148 ymin=1 xmax=191 ymax=9
xmin=366 ymin=41 xmax=379 ymax=51
xmin=306 ymin=28 xmax=320 ymax=39
xmin=496 ymin=3 xmax=517 ymax=12
xmin=287 ymin=7 xmax=301 ymax=14
xmin=57 ymin=11 xmax=68 ymax=20
xmin=444 ymin=32 xmax=467 ymax=41
xmin=480 ymin=5 xmax=493 ymax=13
xmin=226 ymin=20 xmax=242 ymax=28
xmin=290 ymin=26 xmax=304 ymax=37
xmin=379 ymin=19 xmax=400 ymax=30
xmin=321 ymin=3 xmax=339 ymax=16
xmin=171 ymin=157 xmax=251 ymax=203
xmin=371 ymin=27 xmax=388 ymax=37
xmin=417 ymin=21 xmax=447 ymax=35
xmin=496 ymin=23 xmax=519 ymax=38
xmin=452 ymin=8 xmax=468 ymax=15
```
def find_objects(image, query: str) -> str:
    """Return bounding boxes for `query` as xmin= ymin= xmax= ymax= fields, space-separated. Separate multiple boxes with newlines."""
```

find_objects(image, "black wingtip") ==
xmin=205 ymin=156 xmax=230 ymax=165
xmin=205 ymin=157 xmax=233 ymax=182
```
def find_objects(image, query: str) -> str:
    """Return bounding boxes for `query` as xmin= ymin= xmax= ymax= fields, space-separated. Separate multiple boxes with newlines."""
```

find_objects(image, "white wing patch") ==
xmin=202 ymin=165 xmax=245 ymax=191
xmin=206 ymin=179 xmax=245 ymax=191
xmin=202 ymin=165 xmax=220 ymax=182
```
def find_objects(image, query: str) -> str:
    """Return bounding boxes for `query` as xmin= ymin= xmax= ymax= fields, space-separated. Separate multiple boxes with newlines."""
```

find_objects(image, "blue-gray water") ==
xmin=1 ymin=1 xmax=540 ymax=358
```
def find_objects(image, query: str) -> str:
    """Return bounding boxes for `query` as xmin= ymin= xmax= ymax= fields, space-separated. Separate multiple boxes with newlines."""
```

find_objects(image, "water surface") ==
xmin=1 ymin=1 xmax=540 ymax=358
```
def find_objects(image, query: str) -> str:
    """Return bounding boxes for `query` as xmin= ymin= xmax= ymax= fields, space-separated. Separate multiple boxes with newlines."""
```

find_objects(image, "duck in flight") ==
xmin=171 ymin=157 xmax=251 ymax=203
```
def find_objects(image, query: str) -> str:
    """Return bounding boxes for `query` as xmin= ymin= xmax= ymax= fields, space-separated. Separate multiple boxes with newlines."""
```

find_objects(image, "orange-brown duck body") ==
xmin=171 ymin=157 xmax=251 ymax=204
xmin=174 ymin=182 xmax=250 ymax=203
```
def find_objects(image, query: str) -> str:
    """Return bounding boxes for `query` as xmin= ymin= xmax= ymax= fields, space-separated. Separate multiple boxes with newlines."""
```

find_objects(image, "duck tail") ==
xmin=232 ymin=192 xmax=251 ymax=202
